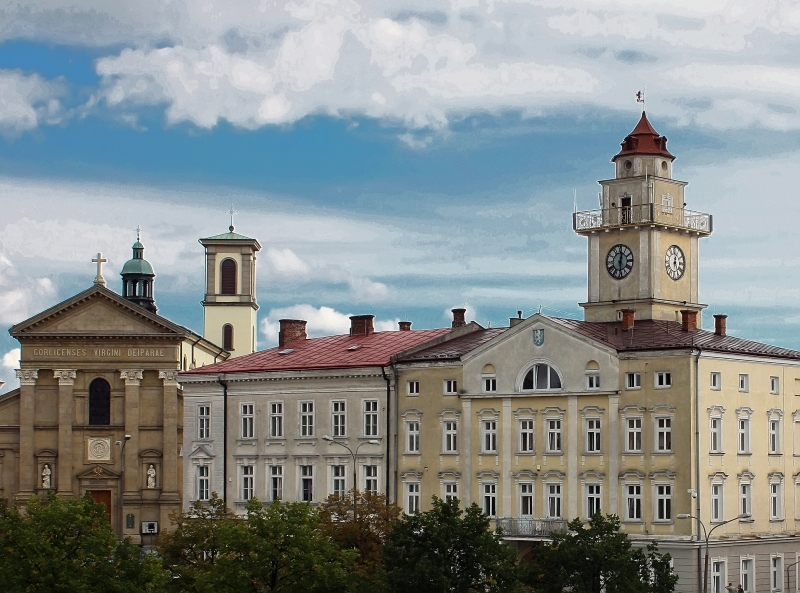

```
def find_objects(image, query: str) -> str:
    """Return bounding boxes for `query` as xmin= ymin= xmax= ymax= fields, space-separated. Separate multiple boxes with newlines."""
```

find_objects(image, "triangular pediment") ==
xmin=189 ymin=444 xmax=216 ymax=459
xmin=77 ymin=465 xmax=121 ymax=479
xmin=10 ymin=286 xmax=189 ymax=338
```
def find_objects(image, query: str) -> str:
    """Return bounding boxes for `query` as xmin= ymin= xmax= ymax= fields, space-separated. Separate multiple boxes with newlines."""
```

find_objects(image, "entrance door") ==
xmin=88 ymin=490 xmax=112 ymax=523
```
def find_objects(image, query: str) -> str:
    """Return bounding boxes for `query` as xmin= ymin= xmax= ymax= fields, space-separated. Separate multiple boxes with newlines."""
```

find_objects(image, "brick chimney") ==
xmin=714 ymin=314 xmax=727 ymax=337
xmin=510 ymin=310 xmax=524 ymax=327
xmin=279 ymin=319 xmax=307 ymax=348
xmin=398 ymin=321 xmax=412 ymax=331
xmin=350 ymin=315 xmax=375 ymax=336
xmin=621 ymin=309 xmax=635 ymax=331
xmin=451 ymin=308 xmax=467 ymax=328
xmin=680 ymin=310 xmax=698 ymax=332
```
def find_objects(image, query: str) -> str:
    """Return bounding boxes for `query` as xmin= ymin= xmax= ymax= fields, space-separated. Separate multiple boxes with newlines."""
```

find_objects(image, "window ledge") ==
xmin=358 ymin=436 xmax=383 ymax=441
xmin=652 ymin=520 xmax=674 ymax=525
xmin=265 ymin=437 xmax=286 ymax=442
xmin=652 ymin=451 xmax=673 ymax=455
xmin=769 ymin=453 xmax=783 ymax=457
xmin=440 ymin=452 xmax=459 ymax=456
xmin=479 ymin=452 xmax=499 ymax=456
xmin=516 ymin=451 xmax=536 ymax=456
xmin=624 ymin=450 xmax=643 ymax=455
xmin=622 ymin=519 xmax=644 ymax=524
xmin=737 ymin=452 xmax=752 ymax=456
xmin=544 ymin=451 xmax=564 ymax=456
xmin=770 ymin=518 xmax=785 ymax=523
xmin=403 ymin=451 xmax=420 ymax=456
xmin=237 ymin=439 xmax=257 ymax=445
xmin=709 ymin=452 xmax=725 ymax=456
xmin=583 ymin=451 xmax=603 ymax=456
xmin=625 ymin=387 xmax=642 ymax=391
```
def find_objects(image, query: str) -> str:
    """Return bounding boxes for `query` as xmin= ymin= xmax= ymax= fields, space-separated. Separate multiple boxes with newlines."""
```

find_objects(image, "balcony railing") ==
xmin=573 ymin=204 xmax=712 ymax=234
xmin=495 ymin=517 xmax=568 ymax=538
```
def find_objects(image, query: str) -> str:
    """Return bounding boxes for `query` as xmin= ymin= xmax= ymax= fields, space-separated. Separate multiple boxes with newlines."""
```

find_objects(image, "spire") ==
xmin=613 ymin=111 xmax=674 ymax=161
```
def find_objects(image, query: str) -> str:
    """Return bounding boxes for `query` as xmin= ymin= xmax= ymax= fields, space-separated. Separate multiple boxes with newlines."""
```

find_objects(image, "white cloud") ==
xmin=260 ymin=303 xmax=400 ymax=345
xmin=0 ymin=70 xmax=64 ymax=134
xmin=0 ymin=251 xmax=56 ymax=325
xmin=265 ymin=248 xmax=310 ymax=275
xmin=0 ymin=348 xmax=20 ymax=394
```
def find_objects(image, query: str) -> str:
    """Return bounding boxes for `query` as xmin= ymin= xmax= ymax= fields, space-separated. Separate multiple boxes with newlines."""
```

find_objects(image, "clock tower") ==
xmin=574 ymin=112 xmax=713 ymax=323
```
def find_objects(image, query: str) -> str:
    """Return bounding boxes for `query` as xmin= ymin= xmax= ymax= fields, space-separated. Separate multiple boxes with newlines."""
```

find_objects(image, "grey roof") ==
xmin=120 ymin=258 xmax=154 ymax=276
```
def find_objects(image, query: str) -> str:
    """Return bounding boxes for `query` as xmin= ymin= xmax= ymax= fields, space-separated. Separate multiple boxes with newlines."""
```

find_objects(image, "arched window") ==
xmin=522 ymin=364 xmax=562 ymax=391
xmin=220 ymin=259 xmax=237 ymax=295
xmin=223 ymin=324 xmax=234 ymax=351
xmin=89 ymin=378 xmax=111 ymax=425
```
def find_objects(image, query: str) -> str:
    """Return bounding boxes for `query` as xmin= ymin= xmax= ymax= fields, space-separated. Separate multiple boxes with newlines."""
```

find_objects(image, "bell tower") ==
xmin=574 ymin=112 xmax=713 ymax=323
xmin=199 ymin=225 xmax=261 ymax=357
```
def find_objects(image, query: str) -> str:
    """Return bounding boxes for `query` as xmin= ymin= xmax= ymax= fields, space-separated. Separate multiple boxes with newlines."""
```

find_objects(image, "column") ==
xmin=159 ymin=370 xmax=180 ymax=501
xmin=501 ymin=397 xmax=512 ymax=517
xmin=120 ymin=370 xmax=143 ymax=497
xmin=15 ymin=369 xmax=38 ymax=499
xmin=608 ymin=394 xmax=620 ymax=515
xmin=567 ymin=395 xmax=578 ymax=519
xmin=461 ymin=398 xmax=472 ymax=506
xmin=53 ymin=369 xmax=77 ymax=495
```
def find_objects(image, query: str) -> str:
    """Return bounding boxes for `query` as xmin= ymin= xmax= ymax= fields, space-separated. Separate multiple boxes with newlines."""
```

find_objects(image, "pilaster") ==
xmin=159 ymin=370 xmax=180 ymax=501
xmin=120 ymin=370 xmax=143 ymax=497
xmin=461 ymin=397 xmax=472 ymax=506
xmin=567 ymin=395 xmax=578 ymax=519
xmin=15 ymin=369 xmax=38 ymax=498
xmin=54 ymin=369 xmax=77 ymax=495
xmin=608 ymin=394 xmax=620 ymax=515
xmin=501 ymin=397 xmax=512 ymax=517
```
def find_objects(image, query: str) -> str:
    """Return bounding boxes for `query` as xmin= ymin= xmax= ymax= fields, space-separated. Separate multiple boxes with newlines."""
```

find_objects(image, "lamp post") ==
xmin=115 ymin=434 xmax=131 ymax=540
xmin=677 ymin=513 xmax=750 ymax=593
xmin=786 ymin=559 xmax=800 ymax=593
xmin=322 ymin=436 xmax=380 ymax=521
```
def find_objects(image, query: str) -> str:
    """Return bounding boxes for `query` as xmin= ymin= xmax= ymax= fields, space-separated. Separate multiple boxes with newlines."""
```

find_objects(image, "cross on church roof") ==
xmin=227 ymin=203 xmax=237 ymax=232
xmin=92 ymin=252 xmax=107 ymax=287
xmin=136 ymin=225 xmax=141 ymax=242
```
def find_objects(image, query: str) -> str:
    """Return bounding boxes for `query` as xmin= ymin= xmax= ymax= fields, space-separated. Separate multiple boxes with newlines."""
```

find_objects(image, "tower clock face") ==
xmin=665 ymin=245 xmax=686 ymax=280
xmin=606 ymin=244 xmax=634 ymax=279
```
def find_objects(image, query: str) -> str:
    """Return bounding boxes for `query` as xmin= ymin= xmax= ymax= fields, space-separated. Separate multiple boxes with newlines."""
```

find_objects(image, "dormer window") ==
xmin=522 ymin=364 xmax=562 ymax=391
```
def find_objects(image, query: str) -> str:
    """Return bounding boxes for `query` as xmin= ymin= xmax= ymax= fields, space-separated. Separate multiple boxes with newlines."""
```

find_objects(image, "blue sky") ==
xmin=3 ymin=1 xmax=800 ymax=391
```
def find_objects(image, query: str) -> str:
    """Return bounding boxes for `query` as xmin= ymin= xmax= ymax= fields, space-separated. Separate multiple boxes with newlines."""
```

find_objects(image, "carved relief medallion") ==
xmin=87 ymin=437 xmax=112 ymax=461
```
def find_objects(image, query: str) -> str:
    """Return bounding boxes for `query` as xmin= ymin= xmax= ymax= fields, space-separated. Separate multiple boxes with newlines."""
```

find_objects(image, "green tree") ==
xmin=159 ymin=494 xmax=356 ymax=593
xmin=0 ymin=493 xmax=166 ymax=593
xmin=319 ymin=490 xmax=401 ymax=592
xmin=522 ymin=514 xmax=677 ymax=593
xmin=384 ymin=496 xmax=521 ymax=593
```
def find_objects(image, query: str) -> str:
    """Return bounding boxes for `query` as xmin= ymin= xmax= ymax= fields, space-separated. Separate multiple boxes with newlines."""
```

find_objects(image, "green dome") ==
xmin=121 ymin=258 xmax=154 ymax=276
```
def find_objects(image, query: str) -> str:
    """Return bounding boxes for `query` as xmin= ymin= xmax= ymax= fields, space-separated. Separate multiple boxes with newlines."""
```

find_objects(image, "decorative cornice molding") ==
xmin=159 ymin=370 xmax=180 ymax=386
xmin=15 ymin=369 xmax=38 ymax=385
xmin=119 ymin=369 xmax=144 ymax=386
xmin=53 ymin=369 xmax=77 ymax=385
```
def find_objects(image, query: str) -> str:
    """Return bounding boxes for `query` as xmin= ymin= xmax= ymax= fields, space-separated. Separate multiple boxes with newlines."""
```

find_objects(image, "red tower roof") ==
xmin=613 ymin=111 xmax=674 ymax=161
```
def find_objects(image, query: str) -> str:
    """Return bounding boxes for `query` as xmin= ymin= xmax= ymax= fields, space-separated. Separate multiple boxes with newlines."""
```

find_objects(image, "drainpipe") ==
xmin=694 ymin=349 xmax=702 ymax=592
xmin=217 ymin=376 xmax=229 ymax=507
xmin=381 ymin=366 xmax=391 ymax=505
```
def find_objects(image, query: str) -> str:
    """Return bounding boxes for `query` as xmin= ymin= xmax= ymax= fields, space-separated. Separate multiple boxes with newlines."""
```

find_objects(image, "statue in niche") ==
xmin=41 ymin=464 xmax=52 ymax=489
xmin=146 ymin=464 xmax=157 ymax=489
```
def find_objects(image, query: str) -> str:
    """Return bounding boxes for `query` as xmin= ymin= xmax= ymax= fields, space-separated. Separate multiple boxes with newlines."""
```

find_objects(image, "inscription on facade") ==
xmin=31 ymin=347 xmax=167 ymax=358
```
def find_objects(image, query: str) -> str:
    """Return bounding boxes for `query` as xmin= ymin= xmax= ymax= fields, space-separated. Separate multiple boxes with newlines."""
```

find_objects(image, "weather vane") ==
xmin=636 ymin=88 xmax=645 ymax=111
xmin=227 ymin=203 xmax=237 ymax=231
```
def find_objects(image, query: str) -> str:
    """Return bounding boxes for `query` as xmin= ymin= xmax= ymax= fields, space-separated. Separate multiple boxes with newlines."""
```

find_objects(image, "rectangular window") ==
xmin=197 ymin=405 xmax=210 ymax=440
xmin=738 ymin=418 xmax=750 ymax=454
xmin=332 ymin=401 xmax=346 ymax=437
xmin=519 ymin=420 xmax=534 ymax=453
xmin=770 ymin=483 xmax=782 ymax=519
xmin=520 ymin=483 xmax=533 ymax=516
xmin=771 ymin=376 xmax=780 ymax=395
xmin=710 ymin=417 xmax=721 ymax=453
xmin=656 ymin=485 xmax=672 ymax=521
xmin=739 ymin=374 xmax=749 ymax=392
xmin=444 ymin=380 xmax=458 ymax=395
xmin=740 ymin=483 xmax=751 ymax=517
xmin=364 ymin=400 xmax=378 ymax=437
xmin=300 ymin=465 xmax=313 ymax=502
xmin=300 ymin=401 xmax=314 ymax=437
xmin=444 ymin=421 xmax=458 ymax=453
xmin=547 ymin=419 xmax=562 ymax=453
xmin=770 ymin=419 xmax=781 ymax=453
xmin=482 ymin=420 xmax=497 ymax=453
xmin=332 ymin=465 xmax=346 ymax=497
xmin=444 ymin=482 xmax=458 ymax=502
xmin=484 ymin=378 xmax=497 ymax=393
xmin=712 ymin=561 xmax=725 ymax=593
xmin=772 ymin=556 xmax=783 ymax=592
xmin=586 ymin=484 xmax=601 ymax=517
xmin=655 ymin=372 xmax=672 ymax=388
xmin=710 ymin=372 xmax=721 ymax=390
xmin=626 ymin=418 xmax=642 ymax=453
xmin=269 ymin=402 xmax=283 ymax=438
xmin=547 ymin=483 xmax=562 ymax=518
xmin=741 ymin=558 xmax=753 ymax=593
xmin=661 ymin=194 xmax=673 ymax=214
xmin=269 ymin=466 xmax=283 ymax=501
xmin=656 ymin=418 xmax=672 ymax=452
xmin=586 ymin=419 xmax=601 ymax=453
xmin=197 ymin=466 xmax=209 ymax=501
xmin=407 ymin=381 xmax=420 ymax=396
xmin=587 ymin=374 xmax=600 ymax=390
xmin=626 ymin=484 xmax=642 ymax=520
xmin=406 ymin=482 xmax=420 ymax=513
xmin=406 ymin=421 xmax=420 ymax=453
xmin=483 ymin=483 xmax=497 ymax=516
xmin=364 ymin=465 xmax=378 ymax=493
xmin=711 ymin=483 xmax=723 ymax=522
xmin=626 ymin=372 xmax=642 ymax=389
xmin=241 ymin=403 xmax=254 ymax=439
xmin=241 ymin=465 xmax=254 ymax=500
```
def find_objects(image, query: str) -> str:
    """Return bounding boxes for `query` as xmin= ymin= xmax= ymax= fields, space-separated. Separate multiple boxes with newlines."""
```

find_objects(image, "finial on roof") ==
xmin=136 ymin=224 xmax=141 ymax=242
xmin=227 ymin=203 xmax=237 ymax=232
xmin=92 ymin=252 xmax=107 ymax=287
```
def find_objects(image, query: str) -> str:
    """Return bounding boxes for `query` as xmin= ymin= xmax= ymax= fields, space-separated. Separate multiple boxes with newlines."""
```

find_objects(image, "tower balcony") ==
xmin=573 ymin=204 xmax=712 ymax=235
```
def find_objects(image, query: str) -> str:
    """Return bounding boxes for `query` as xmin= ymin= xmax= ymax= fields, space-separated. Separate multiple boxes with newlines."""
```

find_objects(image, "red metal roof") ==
xmin=613 ymin=111 xmax=674 ymax=161
xmin=183 ymin=328 xmax=451 ymax=374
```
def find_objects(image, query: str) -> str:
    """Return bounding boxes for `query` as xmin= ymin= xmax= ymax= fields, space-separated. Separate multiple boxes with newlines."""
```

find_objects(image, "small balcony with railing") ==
xmin=573 ymin=204 xmax=712 ymax=235
xmin=495 ymin=517 xmax=568 ymax=539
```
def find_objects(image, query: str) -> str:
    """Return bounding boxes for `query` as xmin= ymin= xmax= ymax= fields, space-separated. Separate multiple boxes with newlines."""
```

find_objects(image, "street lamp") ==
xmin=322 ymin=436 xmax=380 ymax=520
xmin=677 ymin=512 xmax=750 ymax=593
xmin=115 ymin=434 xmax=131 ymax=540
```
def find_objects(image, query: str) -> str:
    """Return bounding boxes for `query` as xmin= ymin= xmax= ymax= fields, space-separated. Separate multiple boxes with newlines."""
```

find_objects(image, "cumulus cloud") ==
xmin=0 ymin=252 xmax=56 ymax=325
xmin=260 ymin=304 xmax=400 ymax=346
xmin=0 ymin=348 xmax=20 ymax=394
xmin=0 ymin=70 xmax=64 ymax=134
xmin=265 ymin=248 xmax=310 ymax=275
